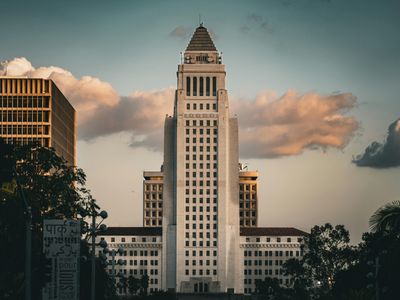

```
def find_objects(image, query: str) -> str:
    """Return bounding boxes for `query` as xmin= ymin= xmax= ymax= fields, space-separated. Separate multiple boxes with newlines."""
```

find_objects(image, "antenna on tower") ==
xmin=199 ymin=14 xmax=203 ymax=27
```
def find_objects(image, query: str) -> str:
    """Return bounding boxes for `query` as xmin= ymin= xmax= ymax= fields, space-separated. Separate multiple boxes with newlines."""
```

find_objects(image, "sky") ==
xmin=1 ymin=0 xmax=399 ymax=243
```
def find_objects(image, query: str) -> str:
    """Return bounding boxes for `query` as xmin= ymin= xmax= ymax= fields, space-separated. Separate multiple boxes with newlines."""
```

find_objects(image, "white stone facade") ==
xmin=97 ymin=25 xmax=307 ymax=296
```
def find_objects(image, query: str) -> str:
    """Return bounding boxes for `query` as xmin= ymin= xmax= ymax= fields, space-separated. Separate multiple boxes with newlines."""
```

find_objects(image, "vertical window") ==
xmin=199 ymin=77 xmax=204 ymax=96
xmin=186 ymin=77 xmax=190 ymax=96
xmin=206 ymin=77 xmax=210 ymax=96
xmin=212 ymin=77 xmax=217 ymax=96
xmin=193 ymin=77 xmax=197 ymax=96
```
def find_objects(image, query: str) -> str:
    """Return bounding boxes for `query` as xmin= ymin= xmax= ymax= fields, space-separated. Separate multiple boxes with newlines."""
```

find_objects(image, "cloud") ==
xmin=241 ymin=14 xmax=274 ymax=34
xmin=0 ymin=57 xmax=174 ymax=150
xmin=353 ymin=119 xmax=400 ymax=168
xmin=169 ymin=26 xmax=189 ymax=38
xmin=170 ymin=25 xmax=217 ymax=41
xmin=79 ymin=89 xmax=174 ymax=149
xmin=1 ymin=58 xmax=359 ymax=158
xmin=232 ymin=91 xmax=359 ymax=158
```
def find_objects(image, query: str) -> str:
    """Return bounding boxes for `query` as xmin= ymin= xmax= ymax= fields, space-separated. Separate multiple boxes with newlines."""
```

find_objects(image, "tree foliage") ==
xmin=369 ymin=200 xmax=400 ymax=234
xmin=0 ymin=142 xmax=114 ymax=299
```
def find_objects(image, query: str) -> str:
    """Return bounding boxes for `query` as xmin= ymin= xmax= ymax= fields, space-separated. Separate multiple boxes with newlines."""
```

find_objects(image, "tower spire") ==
xmin=185 ymin=25 xmax=217 ymax=51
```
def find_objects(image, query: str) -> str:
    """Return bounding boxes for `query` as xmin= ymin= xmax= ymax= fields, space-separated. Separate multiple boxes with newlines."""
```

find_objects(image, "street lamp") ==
xmin=82 ymin=199 xmax=108 ymax=300
xmin=102 ymin=246 xmax=126 ymax=292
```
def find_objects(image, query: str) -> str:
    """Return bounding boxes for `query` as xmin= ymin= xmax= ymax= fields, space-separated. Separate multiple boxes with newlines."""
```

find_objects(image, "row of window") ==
xmin=185 ymin=137 xmax=218 ymax=144
xmin=185 ymin=179 xmax=218 ymax=186
xmin=144 ymin=184 xmax=163 ymax=191
xmin=185 ymin=198 xmax=217 ymax=204
xmin=0 ymin=124 xmax=50 ymax=135
xmin=185 ymin=206 xmax=217 ymax=213
xmin=108 ymin=237 xmax=159 ymax=243
xmin=144 ymin=211 xmax=162 ymax=217
xmin=240 ymin=184 xmax=257 ymax=191
xmin=145 ymin=220 xmax=162 ymax=226
xmin=0 ymin=96 xmax=50 ymax=108
xmin=244 ymin=250 xmax=301 ymax=257
xmin=0 ymin=79 xmax=50 ymax=95
xmin=185 ymin=214 xmax=217 ymax=221
xmin=186 ymin=171 xmax=217 ymax=177
xmin=185 ymin=188 xmax=218 ymax=195
xmin=185 ymin=269 xmax=217 ymax=276
xmin=186 ymin=76 xmax=217 ymax=97
xmin=185 ymin=162 xmax=217 ymax=169
xmin=185 ymin=259 xmax=217 ymax=266
xmin=240 ymin=212 xmax=257 ymax=217
xmin=144 ymin=202 xmax=162 ymax=208
xmin=112 ymin=269 xmax=159 ymax=277
xmin=241 ymin=220 xmax=257 ymax=227
xmin=1 ymin=137 xmax=49 ymax=147
xmin=186 ymin=102 xmax=217 ymax=111
xmin=185 ymin=147 xmax=217 ymax=155
xmin=186 ymin=127 xmax=217 ymax=136
xmin=125 ymin=259 xmax=159 ymax=266
xmin=185 ymin=119 xmax=218 ymax=127
xmin=185 ymin=249 xmax=217 ymax=257
xmin=245 ymin=237 xmax=302 ymax=243
xmin=185 ymin=240 xmax=218 ymax=247
xmin=185 ymin=232 xmax=217 ymax=239
xmin=144 ymin=193 xmax=163 ymax=200
xmin=185 ymin=223 xmax=217 ymax=230
xmin=0 ymin=110 xmax=50 ymax=122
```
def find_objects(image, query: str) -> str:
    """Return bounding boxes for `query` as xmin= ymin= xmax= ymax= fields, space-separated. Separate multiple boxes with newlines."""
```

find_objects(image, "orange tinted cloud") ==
xmin=233 ymin=90 xmax=359 ymax=158
xmin=1 ymin=58 xmax=359 ymax=157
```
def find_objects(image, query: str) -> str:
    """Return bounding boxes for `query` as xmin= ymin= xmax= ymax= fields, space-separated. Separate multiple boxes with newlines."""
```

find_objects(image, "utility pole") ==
xmin=375 ymin=256 xmax=380 ymax=300
xmin=90 ymin=204 xmax=96 ymax=300
xmin=14 ymin=168 xmax=31 ymax=300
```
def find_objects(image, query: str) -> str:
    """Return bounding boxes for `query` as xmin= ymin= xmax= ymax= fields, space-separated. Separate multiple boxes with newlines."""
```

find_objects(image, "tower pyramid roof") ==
xmin=186 ymin=25 xmax=217 ymax=51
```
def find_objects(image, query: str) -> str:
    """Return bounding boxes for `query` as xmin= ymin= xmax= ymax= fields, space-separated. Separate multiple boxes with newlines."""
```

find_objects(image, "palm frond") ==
xmin=369 ymin=200 xmax=400 ymax=233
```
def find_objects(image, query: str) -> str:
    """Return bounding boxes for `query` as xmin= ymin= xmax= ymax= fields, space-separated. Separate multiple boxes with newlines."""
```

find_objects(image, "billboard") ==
xmin=42 ymin=219 xmax=80 ymax=300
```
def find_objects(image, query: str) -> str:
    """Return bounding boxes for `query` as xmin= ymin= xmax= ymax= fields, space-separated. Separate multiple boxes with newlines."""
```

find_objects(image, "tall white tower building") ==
xmin=162 ymin=25 xmax=242 ymax=293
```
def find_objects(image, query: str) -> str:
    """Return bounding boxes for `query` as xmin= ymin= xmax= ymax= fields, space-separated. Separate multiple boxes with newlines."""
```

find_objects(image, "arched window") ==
xmin=186 ymin=77 xmax=190 ymax=96
xmin=212 ymin=77 xmax=217 ymax=96
xmin=194 ymin=283 xmax=198 ymax=293
xmin=206 ymin=77 xmax=210 ymax=96
xmin=199 ymin=77 xmax=204 ymax=96
xmin=193 ymin=77 xmax=197 ymax=96
xmin=199 ymin=282 xmax=203 ymax=293
xmin=204 ymin=283 xmax=209 ymax=293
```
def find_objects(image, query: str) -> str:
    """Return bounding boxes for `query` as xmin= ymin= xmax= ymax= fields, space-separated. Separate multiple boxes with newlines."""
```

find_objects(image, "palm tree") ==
xmin=369 ymin=200 xmax=400 ymax=234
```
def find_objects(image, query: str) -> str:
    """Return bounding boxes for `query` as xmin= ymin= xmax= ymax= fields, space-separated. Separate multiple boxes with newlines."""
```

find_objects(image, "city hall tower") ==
xmin=162 ymin=25 xmax=242 ymax=293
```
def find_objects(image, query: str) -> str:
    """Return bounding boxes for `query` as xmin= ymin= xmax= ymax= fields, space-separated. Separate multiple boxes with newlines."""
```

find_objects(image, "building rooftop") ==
xmin=101 ymin=227 xmax=307 ymax=237
xmin=240 ymin=227 xmax=308 ymax=237
xmin=102 ymin=227 xmax=162 ymax=236
xmin=186 ymin=25 xmax=217 ymax=52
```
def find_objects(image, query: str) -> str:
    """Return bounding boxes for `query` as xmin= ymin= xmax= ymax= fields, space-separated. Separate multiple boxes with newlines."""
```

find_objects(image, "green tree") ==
xmin=140 ymin=274 xmax=149 ymax=296
xmin=0 ymin=142 xmax=114 ymax=299
xmin=283 ymin=223 xmax=356 ymax=299
xmin=128 ymin=276 xmax=141 ymax=295
xmin=369 ymin=200 xmax=400 ymax=234
xmin=282 ymin=258 xmax=311 ymax=300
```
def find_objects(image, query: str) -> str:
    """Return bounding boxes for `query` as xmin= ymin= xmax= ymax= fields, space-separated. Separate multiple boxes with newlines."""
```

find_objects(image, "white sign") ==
xmin=43 ymin=219 xmax=80 ymax=258
xmin=43 ymin=219 xmax=80 ymax=300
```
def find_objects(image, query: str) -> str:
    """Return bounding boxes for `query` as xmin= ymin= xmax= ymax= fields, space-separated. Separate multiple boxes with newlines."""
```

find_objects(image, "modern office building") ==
xmin=98 ymin=25 xmax=307 ymax=296
xmin=0 ymin=77 xmax=76 ymax=165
